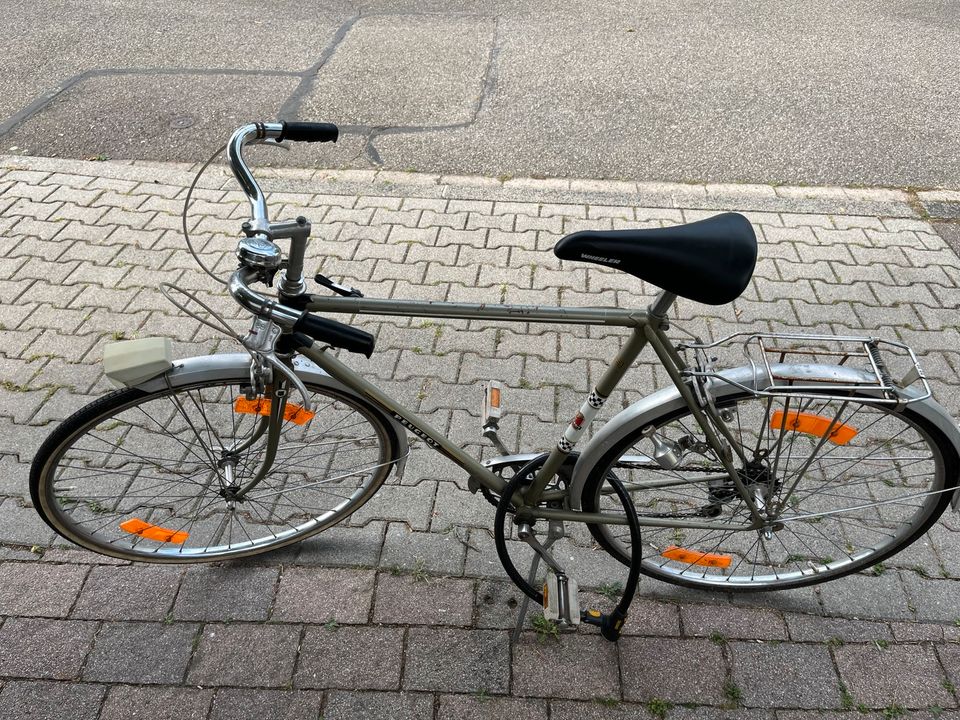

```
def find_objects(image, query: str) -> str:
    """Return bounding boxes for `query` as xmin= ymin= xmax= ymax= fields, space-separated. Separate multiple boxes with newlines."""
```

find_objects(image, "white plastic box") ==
xmin=102 ymin=337 xmax=173 ymax=387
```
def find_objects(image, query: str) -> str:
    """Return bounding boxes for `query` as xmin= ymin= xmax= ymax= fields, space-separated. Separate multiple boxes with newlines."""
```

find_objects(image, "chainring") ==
xmin=479 ymin=452 xmax=573 ymax=509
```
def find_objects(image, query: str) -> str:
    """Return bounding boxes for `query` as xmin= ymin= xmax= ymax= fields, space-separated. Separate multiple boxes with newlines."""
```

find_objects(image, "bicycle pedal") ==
xmin=482 ymin=381 xmax=503 ymax=426
xmin=543 ymin=570 xmax=580 ymax=628
xmin=481 ymin=382 xmax=511 ymax=454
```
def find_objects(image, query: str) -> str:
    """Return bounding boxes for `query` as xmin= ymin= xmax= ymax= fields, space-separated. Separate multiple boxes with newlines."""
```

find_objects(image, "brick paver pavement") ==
xmin=1 ymin=155 xmax=960 ymax=719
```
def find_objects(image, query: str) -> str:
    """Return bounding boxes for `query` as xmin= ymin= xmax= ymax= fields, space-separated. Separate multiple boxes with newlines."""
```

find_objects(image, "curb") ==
xmin=2 ymin=154 xmax=957 ymax=221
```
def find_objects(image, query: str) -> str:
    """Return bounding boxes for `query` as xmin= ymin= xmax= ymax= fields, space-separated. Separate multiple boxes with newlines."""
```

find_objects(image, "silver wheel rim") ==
xmin=39 ymin=379 xmax=391 ymax=561
xmin=592 ymin=393 xmax=946 ymax=588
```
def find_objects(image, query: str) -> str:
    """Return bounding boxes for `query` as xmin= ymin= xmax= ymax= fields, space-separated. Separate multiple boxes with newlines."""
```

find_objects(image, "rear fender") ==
xmin=569 ymin=363 xmax=960 ymax=511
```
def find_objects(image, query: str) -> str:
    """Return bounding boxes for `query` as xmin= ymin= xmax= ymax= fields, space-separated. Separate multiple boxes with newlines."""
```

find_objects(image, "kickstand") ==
xmin=511 ymin=553 xmax=542 ymax=643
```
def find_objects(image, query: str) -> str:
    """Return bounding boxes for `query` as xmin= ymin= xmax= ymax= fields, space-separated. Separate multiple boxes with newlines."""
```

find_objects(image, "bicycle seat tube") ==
xmin=522 ymin=292 xmax=677 ymax=506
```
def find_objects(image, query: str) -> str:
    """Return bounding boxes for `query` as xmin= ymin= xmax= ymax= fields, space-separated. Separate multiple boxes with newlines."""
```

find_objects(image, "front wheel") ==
xmin=30 ymin=377 xmax=399 ymax=562
xmin=581 ymin=390 xmax=959 ymax=591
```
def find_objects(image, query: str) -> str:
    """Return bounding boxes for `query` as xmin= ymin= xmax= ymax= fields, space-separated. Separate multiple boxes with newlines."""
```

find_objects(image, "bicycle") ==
xmin=29 ymin=121 xmax=960 ymax=642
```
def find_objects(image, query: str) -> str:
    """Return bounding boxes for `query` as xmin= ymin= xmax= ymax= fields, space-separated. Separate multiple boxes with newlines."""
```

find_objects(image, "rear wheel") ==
xmin=30 ymin=377 xmax=398 ymax=562
xmin=581 ymin=390 xmax=958 ymax=591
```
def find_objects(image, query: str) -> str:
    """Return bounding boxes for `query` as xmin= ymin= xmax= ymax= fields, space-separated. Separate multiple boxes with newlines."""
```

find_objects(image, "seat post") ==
xmin=648 ymin=291 xmax=677 ymax=319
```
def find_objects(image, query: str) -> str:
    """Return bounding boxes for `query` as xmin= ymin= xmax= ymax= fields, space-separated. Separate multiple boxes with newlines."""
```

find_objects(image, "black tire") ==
xmin=580 ymin=390 xmax=959 ymax=591
xmin=30 ymin=378 xmax=399 ymax=562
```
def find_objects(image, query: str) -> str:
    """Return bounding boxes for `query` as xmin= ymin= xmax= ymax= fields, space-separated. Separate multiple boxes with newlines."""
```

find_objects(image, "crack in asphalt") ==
xmin=358 ymin=16 xmax=502 ymax=166
xmin=0 ymin=10 xmax=501 ymax=172
xmin=276 ymin=13 xmax=363 ymax=121
xmin=0 ymin=67 xmax=301 ymax=140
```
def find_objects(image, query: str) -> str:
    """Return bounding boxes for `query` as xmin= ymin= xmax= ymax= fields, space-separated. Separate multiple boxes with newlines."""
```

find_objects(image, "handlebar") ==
xmin=224 ymin=121 xmax=373 ymax=357
xmin=227 ymin=121 xmax=339 ymax=232
xmin=228 ymin=266 xmax=302 ymax=327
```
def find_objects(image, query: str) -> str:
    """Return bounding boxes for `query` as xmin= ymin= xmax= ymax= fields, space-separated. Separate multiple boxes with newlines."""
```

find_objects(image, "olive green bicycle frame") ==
xmin=285 ymin=291 xmax=765 ymax=532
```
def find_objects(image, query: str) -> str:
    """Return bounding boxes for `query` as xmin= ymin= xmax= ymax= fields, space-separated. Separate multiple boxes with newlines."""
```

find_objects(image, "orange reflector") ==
xmin=770 ymin=410 xmax=857 ymax=445
xmin=233 ymin=397 xmax=316 ymax=425
xmin=120 ymin=518 xmax=189 ymax=544
xmin=489 ymin=387 xmax=501 ymax=408
xmin=661 ymin=545 xmax=733 ymax=568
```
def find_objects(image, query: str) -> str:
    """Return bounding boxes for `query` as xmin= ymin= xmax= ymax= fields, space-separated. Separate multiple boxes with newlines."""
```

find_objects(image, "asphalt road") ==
xmin=3 ymin=1 xmax=959 ymax=187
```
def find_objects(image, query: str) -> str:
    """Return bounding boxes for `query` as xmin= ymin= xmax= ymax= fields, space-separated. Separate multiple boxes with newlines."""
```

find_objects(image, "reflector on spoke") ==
xmin=233 ymin=397 xmax=316 ymax=425
xmin=770 ymin=410 xmax=857 ymax=445
xmin=661 ymin=545 xmax=732 ymax=568
xmin=119 ymin=518 xmax=189 ymax=544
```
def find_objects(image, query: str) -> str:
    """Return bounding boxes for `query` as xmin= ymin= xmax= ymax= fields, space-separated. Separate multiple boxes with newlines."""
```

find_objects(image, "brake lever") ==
xmin=315 ymin=272 xmax=364 ymax=298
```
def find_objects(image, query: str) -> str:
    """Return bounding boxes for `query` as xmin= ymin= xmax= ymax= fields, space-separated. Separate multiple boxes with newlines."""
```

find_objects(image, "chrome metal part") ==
xmin=680 ymin=331 xmax=932 ymax=406
xmin=221 ymin=460 xmax=235 ymax=486
xmin=568 ymin=362 xmax=960 ymax=513
xmin=483 ymin=427 xmax=511 ymax=456
xmin=475 ymin=453 xmax=542 ymax=494
xmin=228 ymin=268 xmax=303 ymax=329
xmin=641 ymin=424 xmax=684 ymax=470
xmin=227 ymin=122 xmax=284 ymax=232
xmin=276 ymin=270 xmax=306 ymax=297
xmin=243 ymin=317 xmax=283 ymax=355
xmin=248 ymin=351 xmax=270 ymax=397
xmin=228 ymin=123 xmax=292 ymax=272
xmin=755 ymin=488 xmax=775 ymax=539
xmin=481 ymin=453 xmax=544 ymax=470
xmin=516 ymin=522 xmax=565 ymax=574
xmin=241 ymin=318 xmax=313 ymax=412
xmin=555 ymin=573 xmax=569 ymax=624
xmin=237 ymin=233 xmax=282 ymax=271
xmin=266 ymin=358 xmax=312 ymax=413
xmin=550 ymin=572 xmax=580 ymax=628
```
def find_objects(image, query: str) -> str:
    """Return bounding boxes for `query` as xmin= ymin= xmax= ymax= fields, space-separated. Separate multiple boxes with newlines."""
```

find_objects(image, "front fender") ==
xmin=135 ymin=353 xmax=410 ymax=478
xmin=569 ymin=363 xmax=960 ymax=511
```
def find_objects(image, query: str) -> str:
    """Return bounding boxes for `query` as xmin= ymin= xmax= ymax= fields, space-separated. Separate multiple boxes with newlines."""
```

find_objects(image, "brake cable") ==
xmin=182 ymin=143 xmax=229 ymax=286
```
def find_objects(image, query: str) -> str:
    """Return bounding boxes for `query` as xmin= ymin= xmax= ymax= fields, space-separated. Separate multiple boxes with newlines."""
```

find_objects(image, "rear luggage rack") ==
xmin=678 ymin=331 xmax=931 ymax=407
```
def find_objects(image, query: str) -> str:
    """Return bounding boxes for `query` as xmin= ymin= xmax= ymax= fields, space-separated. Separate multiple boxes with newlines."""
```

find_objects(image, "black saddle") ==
xmin=553 ymin=212 xmax=757 ymax=305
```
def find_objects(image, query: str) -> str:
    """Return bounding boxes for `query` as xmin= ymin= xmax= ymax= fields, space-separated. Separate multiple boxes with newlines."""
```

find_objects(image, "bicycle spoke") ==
xmin=39 ymin=379 xmax=392 ymax=561
xmin=589 ymin=388 xmax=951 ymax=590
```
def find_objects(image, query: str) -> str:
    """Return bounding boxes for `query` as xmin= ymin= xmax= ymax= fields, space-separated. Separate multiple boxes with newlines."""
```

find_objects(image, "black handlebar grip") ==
xmin=292 ymin=312 xmax=374 ymax=357
xmin=278 ymin=121 xmax=339 ymax=144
